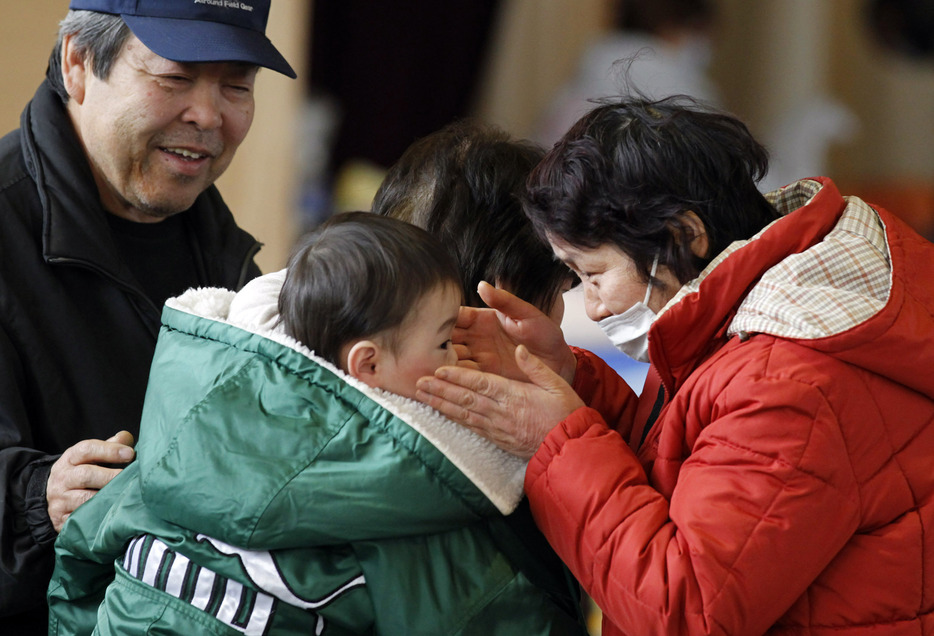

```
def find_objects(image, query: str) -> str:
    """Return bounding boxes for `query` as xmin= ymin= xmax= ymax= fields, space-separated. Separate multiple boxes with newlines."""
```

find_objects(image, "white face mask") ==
xmin=597 ymin=254 xmax=659 ymax=363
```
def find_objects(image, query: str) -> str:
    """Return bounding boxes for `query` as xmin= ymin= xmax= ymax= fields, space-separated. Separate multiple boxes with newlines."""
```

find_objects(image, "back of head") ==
xmin=278 ymin=212 xmax=461 ymax=366
xmin=48 ymin=0 xmax=295 ymax=101
xmin=524 ymin=95 xmax=779 ymax=285
xmin=372 ymin=119 xmax=573 ymax=315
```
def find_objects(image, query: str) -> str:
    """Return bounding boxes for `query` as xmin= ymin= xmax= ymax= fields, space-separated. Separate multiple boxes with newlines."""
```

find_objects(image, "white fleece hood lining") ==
xmin=166 ymin=273 xmax=527 ymax=516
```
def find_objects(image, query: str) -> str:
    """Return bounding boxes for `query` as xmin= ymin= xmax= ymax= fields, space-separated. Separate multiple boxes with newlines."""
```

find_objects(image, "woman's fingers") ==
xmin=477 ymin=281 xmax=540 ymax=320
xmin=416 ymin=352 xmax=584 ymax=458
xmin=479 ymin=283 xmax=578 ymax=383
xmin=416 ymin=366 xmax=500 ymax=421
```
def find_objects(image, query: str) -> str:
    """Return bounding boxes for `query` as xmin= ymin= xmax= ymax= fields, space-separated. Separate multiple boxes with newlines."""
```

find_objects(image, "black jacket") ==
xmin=0 ymin=80 xmax=262 ymax=632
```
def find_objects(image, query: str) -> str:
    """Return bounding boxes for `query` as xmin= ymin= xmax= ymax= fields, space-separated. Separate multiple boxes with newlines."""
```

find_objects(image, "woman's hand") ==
xmin=454 ymin=282 xmax=578 ymax=384
xmin=417 ymin=344 xmax=585 ymax=458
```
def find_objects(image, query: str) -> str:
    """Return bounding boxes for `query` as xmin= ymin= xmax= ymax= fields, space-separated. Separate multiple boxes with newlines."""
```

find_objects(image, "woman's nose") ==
xmin=583 ymin=286 xmax=610 ymax=322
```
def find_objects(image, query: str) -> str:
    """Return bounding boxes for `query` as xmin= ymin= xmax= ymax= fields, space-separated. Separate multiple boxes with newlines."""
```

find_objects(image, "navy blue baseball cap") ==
xmin=68 ymin=0 xmax=296 ymax=78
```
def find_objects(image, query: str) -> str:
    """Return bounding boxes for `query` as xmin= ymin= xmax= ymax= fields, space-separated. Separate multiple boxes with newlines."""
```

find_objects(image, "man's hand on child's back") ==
xmin=46 ymin=430 xmax=135 ymax=532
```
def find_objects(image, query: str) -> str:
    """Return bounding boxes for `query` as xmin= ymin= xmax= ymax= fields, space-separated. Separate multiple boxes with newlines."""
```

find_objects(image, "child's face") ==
xmin=360 ymin=282 xmax=461 ymax=400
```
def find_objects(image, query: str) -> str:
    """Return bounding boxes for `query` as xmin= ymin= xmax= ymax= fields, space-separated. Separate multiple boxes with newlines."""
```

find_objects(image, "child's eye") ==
xmin=440 ymin=339 xmax=452 ymax=350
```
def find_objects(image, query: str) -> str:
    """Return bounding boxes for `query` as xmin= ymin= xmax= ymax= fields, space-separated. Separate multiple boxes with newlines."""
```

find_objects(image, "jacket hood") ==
xmin=651 ymin=178 xmax=934 ymax=399
xmin=137 ymin=274 xmax=527 ymax=549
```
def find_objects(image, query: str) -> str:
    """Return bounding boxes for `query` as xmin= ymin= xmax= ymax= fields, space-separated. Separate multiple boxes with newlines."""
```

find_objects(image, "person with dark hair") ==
xmin=49 ymin=212 xmax=588 ymax=635
xmin=372 ymin=119 xmax=576 ymax=323
xmin=417 ymin=96 xmax=934 ymax=635
xmin=0 ymin=1 xmax=296 ymax=631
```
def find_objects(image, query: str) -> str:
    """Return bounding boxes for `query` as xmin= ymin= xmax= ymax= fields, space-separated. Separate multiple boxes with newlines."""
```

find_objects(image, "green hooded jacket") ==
xmin=47 ymin=276 xmax=585 ymax=635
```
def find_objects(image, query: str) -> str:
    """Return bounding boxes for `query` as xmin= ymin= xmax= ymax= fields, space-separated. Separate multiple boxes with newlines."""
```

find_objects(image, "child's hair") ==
xmin=278 ymin=212 xmax=461 ymax=367
xmin=371 ymin=119 xmax=576 ymax=314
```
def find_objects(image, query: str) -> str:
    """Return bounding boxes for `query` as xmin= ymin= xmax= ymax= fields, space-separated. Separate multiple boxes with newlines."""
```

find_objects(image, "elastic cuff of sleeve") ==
xmin=526 ymin=407 xmax=603 ymax=490
xmin=23 ymin=457 xmax=58 ymax=545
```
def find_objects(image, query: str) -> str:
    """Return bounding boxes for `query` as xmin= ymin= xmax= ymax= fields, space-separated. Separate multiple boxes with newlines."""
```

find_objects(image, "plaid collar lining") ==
xmin=661 ymin=180 xmax=892 ymax=341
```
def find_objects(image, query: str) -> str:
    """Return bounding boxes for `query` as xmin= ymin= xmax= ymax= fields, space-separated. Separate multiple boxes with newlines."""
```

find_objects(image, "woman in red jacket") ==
xmin=416 ymin=96 xmax=934 ymax=635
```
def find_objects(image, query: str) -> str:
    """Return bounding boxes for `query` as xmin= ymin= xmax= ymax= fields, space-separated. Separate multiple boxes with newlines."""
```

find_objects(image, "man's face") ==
xmin=67 ymin=34 xmax=257 ymax=222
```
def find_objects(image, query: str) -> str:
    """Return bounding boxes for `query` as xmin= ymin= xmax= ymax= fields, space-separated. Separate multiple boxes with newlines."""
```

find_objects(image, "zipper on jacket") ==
xmin=236 ymin=241 xmax=263 ymax=290
xmin=46 ymin=256 xmax=162 ymax=338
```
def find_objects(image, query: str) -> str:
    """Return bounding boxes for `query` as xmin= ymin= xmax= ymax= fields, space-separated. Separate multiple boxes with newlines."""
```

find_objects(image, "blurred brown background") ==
xmin=3 ymin=0 xmax=932 ymax=274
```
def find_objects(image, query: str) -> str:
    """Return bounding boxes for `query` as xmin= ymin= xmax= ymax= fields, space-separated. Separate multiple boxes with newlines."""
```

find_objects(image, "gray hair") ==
xmin=46 ymin=10 xmax=132 ymax=102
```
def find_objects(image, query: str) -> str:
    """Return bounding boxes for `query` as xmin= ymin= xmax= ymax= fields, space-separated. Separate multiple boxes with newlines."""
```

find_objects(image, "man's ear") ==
xmin=680 ymin=211 xmax=710 ymax=259
xmin=345 ymin=340 xmax=381 ymax=388
xmin=61 ymin=33 xmax=89 ymax=104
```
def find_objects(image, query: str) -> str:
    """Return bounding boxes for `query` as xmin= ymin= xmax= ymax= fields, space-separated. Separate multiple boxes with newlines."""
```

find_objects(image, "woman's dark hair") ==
xmin=47 ymin=11 xmax=132 ymax=103
xmin=372 ymin=119 xmax=575 ymax=314
xmin=524 ymin=95 xmax=780 ymax=288
xmin=278 ymin=212 xmax=462 ymax=366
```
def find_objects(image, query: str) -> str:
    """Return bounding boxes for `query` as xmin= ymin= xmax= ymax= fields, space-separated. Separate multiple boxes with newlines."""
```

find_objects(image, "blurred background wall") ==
xmin=4 ymin=0 xmax=932 ymax=269
xmin=473 ymin=0 xmax=934 ymax=239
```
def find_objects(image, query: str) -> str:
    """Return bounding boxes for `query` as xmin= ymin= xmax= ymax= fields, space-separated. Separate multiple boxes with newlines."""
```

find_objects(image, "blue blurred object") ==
xmin=561 ymin=290 xmax=650 ymax=395
xmin=588 ymin=344 xmax=650 ymax=396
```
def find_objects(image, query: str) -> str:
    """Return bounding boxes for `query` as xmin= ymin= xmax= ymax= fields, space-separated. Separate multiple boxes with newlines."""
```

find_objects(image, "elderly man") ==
xmin=0 ymin=1 xmax=295 ymax=631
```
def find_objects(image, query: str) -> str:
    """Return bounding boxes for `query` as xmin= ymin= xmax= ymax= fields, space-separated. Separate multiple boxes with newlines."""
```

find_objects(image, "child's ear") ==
xmin=345 ymin=340 xmax=381 ymax=388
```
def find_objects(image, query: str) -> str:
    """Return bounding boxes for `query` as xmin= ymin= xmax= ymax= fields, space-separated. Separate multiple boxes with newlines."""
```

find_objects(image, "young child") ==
xmin=48 ymin=212 xmax=586 ymax=635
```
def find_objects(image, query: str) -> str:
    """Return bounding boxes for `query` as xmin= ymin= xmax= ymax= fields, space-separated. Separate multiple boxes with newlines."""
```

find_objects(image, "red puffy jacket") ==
xmin=527 ymin=178 xmax=934 ymax=635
